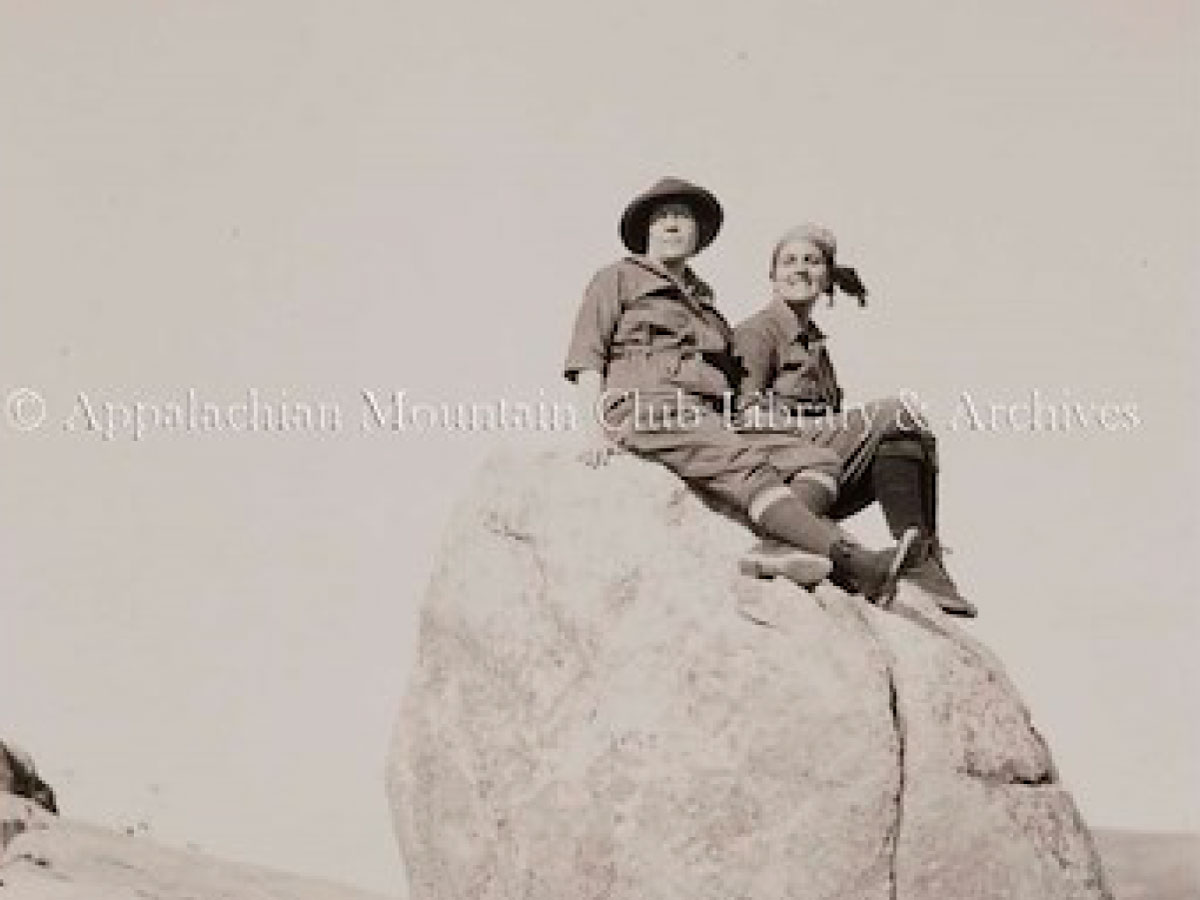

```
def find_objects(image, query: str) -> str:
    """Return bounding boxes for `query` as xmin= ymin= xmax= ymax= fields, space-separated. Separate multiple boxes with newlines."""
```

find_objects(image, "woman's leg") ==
xmin=738 ymin=471 xmax=840 ymax=586
xmin=748 ymin=484 xmax=919 ymax=603
xmin=802 ymin=398 xmax=970 ymax=613
xmin=869 ymin=429 xmax=975 ymax=617
xmin=618 ymin=405 xmax=917 ymax=599
xmin=871 ymin=434 xmax=929 ymax=539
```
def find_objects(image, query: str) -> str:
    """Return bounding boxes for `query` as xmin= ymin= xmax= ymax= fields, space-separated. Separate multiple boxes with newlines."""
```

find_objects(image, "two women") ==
xmin=564 ymin=177 xmax=951 ymax=609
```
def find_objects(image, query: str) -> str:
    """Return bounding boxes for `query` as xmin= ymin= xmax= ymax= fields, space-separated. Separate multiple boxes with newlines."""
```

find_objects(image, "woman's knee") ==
xmin=871 ymin=396 xmax=931 ymax=437
xmin=876 ymin=420 xmax=938 ymax=468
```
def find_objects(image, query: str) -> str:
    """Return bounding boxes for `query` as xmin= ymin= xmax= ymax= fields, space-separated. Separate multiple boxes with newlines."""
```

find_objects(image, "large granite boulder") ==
xmin=387 ymin=450 xmax=1111 ymax=900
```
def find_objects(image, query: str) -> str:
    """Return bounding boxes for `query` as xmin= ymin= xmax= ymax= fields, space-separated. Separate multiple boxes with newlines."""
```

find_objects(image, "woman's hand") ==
xmin=578 ymin=430 xmax=620 ymax=468
xmin=572 ymin=371 xmax=622 ymax=468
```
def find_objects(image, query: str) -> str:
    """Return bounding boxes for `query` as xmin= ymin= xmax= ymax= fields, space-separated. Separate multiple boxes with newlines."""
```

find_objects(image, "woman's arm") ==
xmin=564 ymin=266 xmax=623 ymax=467
xmin=732 ymin=325 xmax=775 ymax=414
xmin=815 ymin=344 xmax=844 ymax=413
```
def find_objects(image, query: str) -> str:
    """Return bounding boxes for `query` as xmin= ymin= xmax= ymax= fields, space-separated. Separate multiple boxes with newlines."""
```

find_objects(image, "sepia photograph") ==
xmin=2 ymin=1 xmax=1197 ymax=898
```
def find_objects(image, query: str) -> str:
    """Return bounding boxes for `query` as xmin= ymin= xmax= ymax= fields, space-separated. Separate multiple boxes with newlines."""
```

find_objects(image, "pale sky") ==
xmin=1 ymin=1 xmax=1197 ymax=895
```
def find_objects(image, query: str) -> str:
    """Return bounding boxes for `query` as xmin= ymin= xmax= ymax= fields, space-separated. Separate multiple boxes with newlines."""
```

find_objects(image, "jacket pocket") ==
xmin=622 ymin=305 xmax=692 ymax=349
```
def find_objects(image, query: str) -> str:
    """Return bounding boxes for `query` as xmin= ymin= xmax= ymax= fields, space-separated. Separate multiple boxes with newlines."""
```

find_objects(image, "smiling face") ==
xmin=644 ymin=201 xmax=699 ymax=264
xmin=771 ymin=238 xmax=833 ymax=307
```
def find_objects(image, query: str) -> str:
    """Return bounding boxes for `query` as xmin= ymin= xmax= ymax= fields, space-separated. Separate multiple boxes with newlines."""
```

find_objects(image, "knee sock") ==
xmin=923 ymin=455 xmax=939 ymax=535
xmin=749 ymin=486 xmax=841 ymax=557
xmin=871 ymin=439 xmax=929 ymax=539
xmin=789 ymin=470 xmax=838 ymax=516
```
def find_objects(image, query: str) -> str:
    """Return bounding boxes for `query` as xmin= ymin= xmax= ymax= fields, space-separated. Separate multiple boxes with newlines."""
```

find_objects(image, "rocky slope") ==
xmin=1 ymin=793 xmax=388 ymax=900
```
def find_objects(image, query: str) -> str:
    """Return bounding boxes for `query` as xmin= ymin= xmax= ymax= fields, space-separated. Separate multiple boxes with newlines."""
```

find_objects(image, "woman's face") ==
xmin=645 ymin=201 xmax=699 ymax=263
xmin=772 ymin=238 xmax=832 ymax=306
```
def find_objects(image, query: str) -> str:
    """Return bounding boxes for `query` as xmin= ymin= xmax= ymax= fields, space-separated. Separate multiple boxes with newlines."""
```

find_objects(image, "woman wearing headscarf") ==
xmin=734 ymin=224 xmax=975 ymax=617
xmin=564 ymin=179 xmax=920 ymax=603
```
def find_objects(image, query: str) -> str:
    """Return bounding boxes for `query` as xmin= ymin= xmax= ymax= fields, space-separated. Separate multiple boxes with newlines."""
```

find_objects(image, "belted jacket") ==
xmin=564 ymin=256 xmax=742 ymax=408
xmin=733 ymin=298 xmax=843 ymax=415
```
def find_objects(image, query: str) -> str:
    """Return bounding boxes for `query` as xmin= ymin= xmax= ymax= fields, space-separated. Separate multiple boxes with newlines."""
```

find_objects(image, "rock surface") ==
xmin=0 ymin=814 xmax=391 ymax=900
xmin=1 ymin=794 xmax=54 ymax=857
xmin=388 ymin=449 xmax=1113 ymax=900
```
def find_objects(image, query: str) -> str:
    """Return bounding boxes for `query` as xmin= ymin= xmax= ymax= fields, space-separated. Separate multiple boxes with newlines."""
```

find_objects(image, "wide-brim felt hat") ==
xmin=619 ymin=177 xmax=723 ymax=255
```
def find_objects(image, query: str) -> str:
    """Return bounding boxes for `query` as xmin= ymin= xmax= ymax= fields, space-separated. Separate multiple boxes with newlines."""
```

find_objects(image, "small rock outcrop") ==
xmin=1 ymin=741 xmax=57 ymax=855
xmin=388 ymin=450 xmax=1112 ymax=900
xmin=0 ymin=740 xmax=57 ymax=815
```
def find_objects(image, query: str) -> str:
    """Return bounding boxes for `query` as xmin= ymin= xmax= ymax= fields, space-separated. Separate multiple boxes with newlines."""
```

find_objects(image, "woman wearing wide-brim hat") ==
xmin=562 ymin=177 xmax=921 ymax=603
xmin=617 ymin=176 xmax=724 ymax=256
xmin=733 ymin=224 xmax=975 ymax=617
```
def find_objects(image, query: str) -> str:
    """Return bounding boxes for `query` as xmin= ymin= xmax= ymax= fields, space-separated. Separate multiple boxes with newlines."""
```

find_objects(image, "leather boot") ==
xmin=874 ymin=435 xmax=977 ymax=617
xmin=829 ymin=528 xmax=920 ymax=606
xmin=904 ymin=536 xmax=977 ymax=618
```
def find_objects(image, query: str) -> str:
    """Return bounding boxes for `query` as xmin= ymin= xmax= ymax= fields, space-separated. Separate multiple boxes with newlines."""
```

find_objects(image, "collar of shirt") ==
xmin=625 ymin=255 xmax=716 ymax=309
xmin=765 ymin=297 xmax=826 ymax=347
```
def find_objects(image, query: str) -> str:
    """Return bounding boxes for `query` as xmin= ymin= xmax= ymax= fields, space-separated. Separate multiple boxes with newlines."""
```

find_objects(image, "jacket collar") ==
xmin=625 ymin=255 xmax=715 ymax=308
xmin=765 ymin=297 xmax=825 ymax=346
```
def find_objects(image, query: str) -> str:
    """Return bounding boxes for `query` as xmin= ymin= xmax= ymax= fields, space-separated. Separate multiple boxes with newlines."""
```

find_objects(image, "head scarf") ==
xmin=770 ymin=224 xmax=868 ymax=307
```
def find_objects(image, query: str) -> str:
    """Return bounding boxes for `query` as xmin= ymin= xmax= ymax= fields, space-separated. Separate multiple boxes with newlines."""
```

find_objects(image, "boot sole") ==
xmin=911 ymin=574 xmax=979 ymax=616
xmin=938 ymin=598 xmax=979 ymax=618
xmin=903 ymin=561 xmax=979 ymax=618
